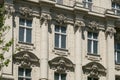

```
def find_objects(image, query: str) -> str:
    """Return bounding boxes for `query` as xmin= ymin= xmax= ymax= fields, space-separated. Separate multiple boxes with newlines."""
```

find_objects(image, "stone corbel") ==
xmin=40 ymin=13 xmax=51 ymax=26
xmin=19 ymin=6 xmax=32 ymax=17
xmin=87 ymin=21 xmax=100 ymax=31
xmin=55 ymin=14 xmax=67 ymax=25
xmin=105 ymin=27 xmax=116 ymax=38
xmin=75 ymin=20 xmax=85 ymax=27
xmin=4 ymin=3 xmax=15 ymax=17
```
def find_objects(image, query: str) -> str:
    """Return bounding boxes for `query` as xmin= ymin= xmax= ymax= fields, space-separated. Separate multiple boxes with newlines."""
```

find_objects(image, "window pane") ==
xmin=117 ymin=43 xmax=120 ymax=50
xmin=19 ymin=27 xmax=24 ymax=42
xmin=25 ymin=69 xmax=31 ymax=77
xmin=18 ymin=68 xmax=24 ymax=76
xmin=61 ymin=74 xmax=66 ymax=80
xmin=54 ymin=73 xmax=59 ymax=80
xmin=26 ymin=29 xmax=32 ymax=43
xmin=19 ymin=18 xmax=25 ymax=25
xmin=61 ymin=35 xmax=66 ymax=48
xmin=26 ymin=20 xmax=32 ymax=27
xmin=93 ymin=41 xmax=98 ymax=54
xmin=88 ymin=32 xmax=92 ymax=38
xmin=88 ymin=77 xmax=91 ymax=80
xmin=61 ymin=27 xmax=66 ymax=33
xmin=55 ymin=34 xmax=59 ymax=48
xmin=18 ymin=78 xmax=24 ymax=80
xmin=93 ymin=33 xmax=98 ymax=39
xmin=117 ymin=52 xmax=120 ymax=63
xmin=26 ymin=79 xmax=31 ymax=80
xmin=88 ymin=40 xmax=92 ymax=53
xmin=55 ymin=25 xmax=60 ymax=32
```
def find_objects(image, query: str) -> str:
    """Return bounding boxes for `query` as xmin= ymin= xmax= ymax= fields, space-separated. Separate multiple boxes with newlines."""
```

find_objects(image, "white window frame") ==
xmin=115 ymin=43 xmax=120 ymax=64
xmin=54 ymin=73 xmax=66 ymax=80
xmin=55 ymin=25 xmax=66 ymax=49
xmin=19 ymin=18 xmax=32 ymax=43
xmin=112 ymin=2 xmax=120 ymax=15
xmin=83 ymin=0 xmax=93 ymax=9
xmin=18 ymin=68 xmax=31 ymax=80
xmin=87 ymin=32 xmax=98 ymax=54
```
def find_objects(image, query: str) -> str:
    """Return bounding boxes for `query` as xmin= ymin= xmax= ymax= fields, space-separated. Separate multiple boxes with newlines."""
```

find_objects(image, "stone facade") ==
xmin=2 ymin=0 xmax=120 ymax=80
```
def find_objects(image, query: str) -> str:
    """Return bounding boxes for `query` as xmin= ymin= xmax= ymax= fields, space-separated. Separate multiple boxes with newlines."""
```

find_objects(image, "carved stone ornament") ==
xmin=82 ymin=62 xmax=106 ymax=77
xmin=55 ymin=14 xmax=66 ymax=25
xmin=19 ymin=6 xmax=32 ymax=17
xmin=40 ymin=13 xmax=51 ymax=25
xmin=13 ymin=51 xmax=39 ymax=67
xmin=105 ymin=27 xmax=116 ymax=38
xmin=4 ymin=3 xmax=15 ymax=17
xmin=87 ymin=21 xmax=99 ymax=30
xmin=49 ymin=57 xmax=74 ymax=72
xmin=75 ymin=20 xmax=85 ymax=27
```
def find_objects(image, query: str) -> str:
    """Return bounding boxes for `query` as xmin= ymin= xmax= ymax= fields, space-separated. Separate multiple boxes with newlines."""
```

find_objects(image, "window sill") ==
xmin=53 ymin=47 xmax=69 ymax=56
xmin=86 ymin=53 xmax=101 ymax=61
xmin=18 ymin=41 xmax=34 ymax=46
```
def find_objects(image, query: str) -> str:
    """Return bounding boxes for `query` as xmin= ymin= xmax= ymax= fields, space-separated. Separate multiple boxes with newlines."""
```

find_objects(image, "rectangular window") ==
xmin=19 ymin=18 xmax=32 ymax=43
xmin=83 ymin=0 xmax=92 ymax=9
xmin=115 ymin=43 xmax=120 ymax=64
xmin=88 ymin=77 xmax=98 ymax=80
xmin=55 ymin=25 xmax=66 ymax=49
xmin=18 ymin=68 xmax=31 ymax=80
xmin=87 ymin=32 xmax=98 ymax=54
xmin=54 ymin=73 xmax=66 ymax=80
xmin=112 ymin=2 xmax=120 ymax=15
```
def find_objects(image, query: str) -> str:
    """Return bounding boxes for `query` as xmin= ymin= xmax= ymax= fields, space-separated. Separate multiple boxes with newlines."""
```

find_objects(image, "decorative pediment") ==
xmin=13 ymin=51 xmax=39 ymax=67
xmin=55 ymin=14 xmax=67 ymax=25
xmin=19 ymin=6 xmax=32 ymax=17
xmin=49 ymin=57 xmax=75 ymax=72
xmin=87 ymin=21 xmax=99 ymax=30
xmin=83 ymin=62 xmax=106 ymax=77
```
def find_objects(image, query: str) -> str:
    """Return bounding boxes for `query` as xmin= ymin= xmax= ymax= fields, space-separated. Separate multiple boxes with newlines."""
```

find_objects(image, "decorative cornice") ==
xmin=19 ymin=6 xmax=32 ymax=17
xmin=55 ymin=14 xmax=67 ymax=25
xmin=105 ymin=27 xmax=116 ymax=38
xmin=83 ymin=62 xmax=106 ymax=77
xmin=49 ymin=57 xmax=74 ymax=72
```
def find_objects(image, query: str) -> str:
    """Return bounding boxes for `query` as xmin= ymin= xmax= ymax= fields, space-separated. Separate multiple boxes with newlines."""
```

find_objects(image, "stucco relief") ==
xmin=19 ymin=6 xmax=32 ymax=17
xmin=87 ymin=21 xmax=100 ymax=30
xmin=13 ymin=51 xmax=40 ymax=67
xmin=55 ymin=14 xmax=67 ymax=25
xmin=49 ymin=57 xmax=74 ymax=72
xmin=83 ymin=62 xmax=106 ymax=77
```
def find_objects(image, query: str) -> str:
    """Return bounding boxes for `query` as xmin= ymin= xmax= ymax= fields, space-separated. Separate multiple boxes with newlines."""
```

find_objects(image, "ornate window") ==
xmin=83 ymin=0 xmax=92 ymax=9
xmin=115 ymin=43 xmax=120 ymax=64
xmin=112 ymin=2 xmax=120 ymax=15
xmin=88 ymin=77 xmax=98 ymax=80
xmin=18 ymin=67 xmax=31 ymax=80
xmin=55 ymin=25 xmax=66 ymax=49
xmin=19 ymin=18 xmax=32 ymax=43
xmin=54 ymin=73 xmax=66 ymax=80
xmin=87 ymin=32 xmax=98 ymax=55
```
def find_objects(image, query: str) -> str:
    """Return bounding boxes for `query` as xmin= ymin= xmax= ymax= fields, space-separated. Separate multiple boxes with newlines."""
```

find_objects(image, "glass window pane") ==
xmin=25 ymin=69 xmax=31 ymax=77
xmin=88 ymin=40 xmax=92 ymax=53
xmin=61 ymin=27 xmax=66 ymax=33
xmin=88 ymin=0 xmax=92 ymax=2
xmin=61 ymin=35 xmax=66 ymax=48
xmin=55 ymin=34 xmax=59 ymax=48
xmin=88 ymin=32 xmax=92 ymax=38
xmin=54 ymin=73 xmax=59 ymax=80
xmin=18 ymin=68 xmax=24 ymax=76
xmin=61 ymin=74 xmax=66 ymax=80
xmin=18 ymin=78 xmax=24 ymax=80
xmin=26 ymin=29 xmax=32 ymax=43
xmin=26 ymin=20 xmax=32 ymax=27
xmin=117 ymin=52 xmax=120 ymax=63
xmin=88 ymin=77 xmax=91 ymax=80
xmin=55 ymin=26 xmax=60 ymax=32
xmin=19 ymin=27 xmax=24 ymax=42
xmin=117 ymin=43 xmax=120 ymax=50
xmin=19 ymin=18 xmax=25 ymax=25
xmin=93 ymin=33 xmax=98 ymax=39
xmin=93 ymin=41 xmax=98 ymax=54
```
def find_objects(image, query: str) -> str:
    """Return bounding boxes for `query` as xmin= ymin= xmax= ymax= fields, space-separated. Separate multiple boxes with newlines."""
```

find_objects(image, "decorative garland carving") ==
xmin=19 ymin=6 xmax=32 ymax=17
xmin=83 ymin=62 xmax=106 ymax=77
xmin=55 ymin=14 xmax=66 ymax=25
xmin=105 ymin=27 xmax=116 ymax=38
xmin=87 ymin=21 xmax=99 ymax=30
xmin=40 ymin=13 xmax=51 ymax=25
xmin=49 ymin=57 xmax=74 ymax=72
xmin=13 ymin=51 xmax=39 ymax=67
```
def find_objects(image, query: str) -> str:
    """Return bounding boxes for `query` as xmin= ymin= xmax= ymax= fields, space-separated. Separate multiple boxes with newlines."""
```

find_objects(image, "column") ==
xmin=106 ymin=23 xmax=116 ymax=80
xmin=40 ymin=7 xmax=51 ymax=80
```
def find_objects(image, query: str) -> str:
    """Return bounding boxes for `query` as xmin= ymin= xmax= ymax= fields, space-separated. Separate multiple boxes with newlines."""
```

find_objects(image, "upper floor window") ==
xmin=115 ymin=43 xmax=120 ymax=64
xmin=54 ymin=73 xmax=66 ymax=80
xmin=56 ymin=0 xmax=63 ymax=4
xmin=83 ymin=0 xmax=92 ymax=9
xmin=55 ymin=25 xmax=66 ymax=49
xmin=19 ymin=18 xmax=32 ymax=43
xmin=88 ymin=77 xmax=98 ymax=80
xmin=18 ymin=67 xmax=31 ymax=80
xmin=87 ymin=32 xmax=98 ymax=55
xmin=112 ymin=2 xmax=120 ymax=15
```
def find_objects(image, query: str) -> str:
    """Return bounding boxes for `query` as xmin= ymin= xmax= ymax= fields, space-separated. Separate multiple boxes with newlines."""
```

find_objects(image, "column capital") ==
xmin=105 ymin=27 xmax=116 ymax=38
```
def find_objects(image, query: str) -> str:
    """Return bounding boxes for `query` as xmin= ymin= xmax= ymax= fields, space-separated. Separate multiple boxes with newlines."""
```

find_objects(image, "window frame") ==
xmin=54 ymin=72 xmax=66 ymax=80
xmin=115 ymin=42 xmax=120 ymax=64
xmin=83 ymin=0 xmax=93 ymax=9
xmin=87 ymin=32 xmax=98 ymax=55
xmin=19 ymin=18 xmax=32 ymax=43
xmin=112 ymin=2 xmax=120 ymax=15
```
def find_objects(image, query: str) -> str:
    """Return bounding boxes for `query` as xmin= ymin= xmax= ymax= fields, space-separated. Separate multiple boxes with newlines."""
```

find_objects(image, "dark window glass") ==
xmin=55 ymin=73 xmax=59 ymax=80
xmin=26 ymin=20 xmax=32 ymax=27
xmin=88 ymin=40 xmax=92 ymax=53
xmin=26 ymin=29 xmax=32 ymax=43
xmin=55 ymin=34 xmax=59 ymax=48
xmin=19 ymin=27 xmax=24 ymax=42
xmin=61 ymin=35 xmax=66 ymax=48
xmin=93 ymin=41 xmax=98 ymax=54
xmin=20 ymin=18 xmax=25 ymax=25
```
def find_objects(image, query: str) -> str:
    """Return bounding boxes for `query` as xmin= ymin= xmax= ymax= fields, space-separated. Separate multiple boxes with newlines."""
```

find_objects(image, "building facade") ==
xmin=2 ymin=0 xmax=120 ymax=80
